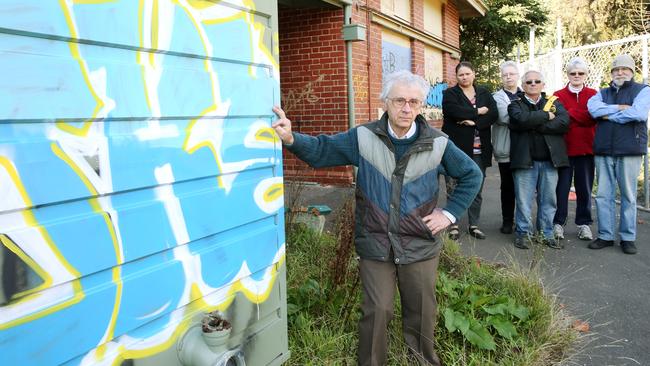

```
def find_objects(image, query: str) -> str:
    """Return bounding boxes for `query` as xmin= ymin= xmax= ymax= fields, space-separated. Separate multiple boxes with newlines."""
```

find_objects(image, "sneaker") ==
xmin=588 ymin=238 xmax=614 ymax=250
xmin=553 ymin=224 xmax=564 ymax=240
xmin=448 ymin=225 xmax=460 ymax=241
xmin=577 ymin=225 xmax=593 ymax=241
xmin=500 ymin=222 xmax=513 ymax=234
xmin=545 ymin=238 xmax=563 ymax=249
xmin=514 ymin=236 xmax=529 ymax=249
xmin=620 ymin=241 xmax=637 ymax=255
xmin=468 ymin=226 xmax=486 ymax=239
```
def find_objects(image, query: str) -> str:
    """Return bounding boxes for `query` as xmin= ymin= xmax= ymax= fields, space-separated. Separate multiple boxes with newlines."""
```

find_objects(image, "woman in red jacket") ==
xmin=552 ymin=58 xmax=597 ymax=241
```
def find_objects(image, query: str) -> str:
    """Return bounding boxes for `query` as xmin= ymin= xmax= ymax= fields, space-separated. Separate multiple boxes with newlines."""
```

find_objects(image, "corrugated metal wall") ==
xmin=0 ymin=1 xmax=287 ymax=365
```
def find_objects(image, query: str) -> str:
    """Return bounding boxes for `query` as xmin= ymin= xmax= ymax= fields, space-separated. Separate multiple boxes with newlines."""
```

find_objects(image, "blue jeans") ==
xmin=513 ymin=161 xmax=558 ymax=240
xmin=554 ymin=155 xmax=594 ymax=226
xmin=595 ymin=155 xmax=642 ymax=241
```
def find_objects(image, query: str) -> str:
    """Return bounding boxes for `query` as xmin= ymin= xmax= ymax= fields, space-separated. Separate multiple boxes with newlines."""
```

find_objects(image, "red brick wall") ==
xmin=277 ymin=0 xmax=462 ymax=186
xmin=278 ymin=6 xmax=353 ymax=185
xmin=442 ymin=1 xmax=460 ymax=86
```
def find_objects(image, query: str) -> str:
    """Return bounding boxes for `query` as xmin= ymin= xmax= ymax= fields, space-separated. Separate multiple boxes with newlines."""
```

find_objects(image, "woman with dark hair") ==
xmin=442 ymin=61 xmax=498 ymax=240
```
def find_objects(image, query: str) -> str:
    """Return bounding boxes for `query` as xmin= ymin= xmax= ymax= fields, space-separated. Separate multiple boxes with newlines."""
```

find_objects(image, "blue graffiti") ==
xmin=426 ymin=81 xmax=448 ymax=108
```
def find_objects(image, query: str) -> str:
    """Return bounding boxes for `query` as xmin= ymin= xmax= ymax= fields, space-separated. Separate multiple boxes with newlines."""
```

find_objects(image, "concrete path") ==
xmin=289 ymin=163 xmax=650 ymax=366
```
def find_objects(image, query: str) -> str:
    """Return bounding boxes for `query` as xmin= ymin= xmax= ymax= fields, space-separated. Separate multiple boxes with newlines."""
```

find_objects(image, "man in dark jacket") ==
xmin=508 ymin=70 xmax=569 ymax=249
xmin=272 ymin=70 xmax=482 ymax=366
xmin=587 ymin=54 xmax=650 ymax=255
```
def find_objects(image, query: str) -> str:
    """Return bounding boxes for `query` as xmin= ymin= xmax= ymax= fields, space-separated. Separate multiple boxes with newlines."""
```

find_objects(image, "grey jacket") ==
xmin=491 ymin=89 xmax=514 ymax=163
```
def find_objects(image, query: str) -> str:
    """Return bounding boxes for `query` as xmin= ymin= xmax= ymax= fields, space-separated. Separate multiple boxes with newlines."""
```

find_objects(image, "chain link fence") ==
xmin=522 ymin=34 xmax=650 ymax=209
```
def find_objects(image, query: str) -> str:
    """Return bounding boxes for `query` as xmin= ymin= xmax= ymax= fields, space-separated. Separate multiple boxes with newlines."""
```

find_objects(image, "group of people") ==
xmin=442 ymin=54 xmax=650 ymax=255
xmin=270 ymin=53 xmax=648 ymax=365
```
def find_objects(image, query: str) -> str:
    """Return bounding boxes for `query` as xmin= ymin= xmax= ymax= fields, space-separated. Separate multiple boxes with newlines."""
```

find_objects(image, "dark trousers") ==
xmin=446 ymin=155 xmax=485 ymax=226
xmin=358 ymin=256 xmax=441 ymax=366
xmin=553 ymin=155 xmax=594 ymax=226
xmin=498 ymin=162 xmax=516 ymax=224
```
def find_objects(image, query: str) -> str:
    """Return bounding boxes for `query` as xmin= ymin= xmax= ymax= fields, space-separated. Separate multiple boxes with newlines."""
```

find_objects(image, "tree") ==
xmin=460 ymin=0 xmax=548 ymax=90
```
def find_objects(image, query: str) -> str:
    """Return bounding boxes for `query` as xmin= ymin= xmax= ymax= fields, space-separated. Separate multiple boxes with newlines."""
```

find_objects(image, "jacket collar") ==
xmin=374 ymin=112 xmax=434 ymax=142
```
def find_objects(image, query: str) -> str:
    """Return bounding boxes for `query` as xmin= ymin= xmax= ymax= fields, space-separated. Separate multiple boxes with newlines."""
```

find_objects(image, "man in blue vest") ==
xmin=272 ymin=70 xmax=481 ymax=365
xmin=587 ymin=54 xmax=650 ymax=254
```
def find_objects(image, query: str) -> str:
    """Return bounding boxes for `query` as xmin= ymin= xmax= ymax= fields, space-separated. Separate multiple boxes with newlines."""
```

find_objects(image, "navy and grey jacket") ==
xmin=287 ymin=113 xmax=481 ymax=264
xmin=588 ymin=80 xmax=650 ymax=156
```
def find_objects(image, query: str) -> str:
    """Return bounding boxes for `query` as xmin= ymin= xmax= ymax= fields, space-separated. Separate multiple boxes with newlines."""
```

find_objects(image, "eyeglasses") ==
xmin=389 ymin=98 xmax=422 ymax=108
xmin=569 ymin=72 xmax=586 ymax=76
xmin=525 ymin=80 xmax=542 ymax=85
xmin=501 ymin=73 xmax=518 ymax=77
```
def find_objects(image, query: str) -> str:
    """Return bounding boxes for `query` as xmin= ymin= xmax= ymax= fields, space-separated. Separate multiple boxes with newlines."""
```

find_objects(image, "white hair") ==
xmin=521 ymin=70 xmax=544 ymax=84
xmin=380 ymin=70 xmax=430 ymax=101
xmin=499 ymin=61 xmax=519 ymax=74
xmin=566 ymin=57 xmax=589 ymax=74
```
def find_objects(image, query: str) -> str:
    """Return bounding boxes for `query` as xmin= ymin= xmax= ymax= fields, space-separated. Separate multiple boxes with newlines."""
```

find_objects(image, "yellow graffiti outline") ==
xmin=1 ymin=234 xmax=50 ymax=300
xmin=73 ymin=0 xmax=119 ymax=4
xmin=57 ymin=0 xmax=106 ymax=137
xmin=50 ymin=143 xmax=124 ymax=358
xmin=0 ymin=158 xmax=84 ymax=330
xmin=254 ymin=127 xmax=279 ymax=144
xmin=263 ymin=183 xmax=283 ymax=203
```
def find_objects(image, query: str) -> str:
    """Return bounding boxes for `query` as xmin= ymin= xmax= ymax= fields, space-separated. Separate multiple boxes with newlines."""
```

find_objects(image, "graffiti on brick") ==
xmin=282 ymin=74 xmax=325 ymax=113
xmin=425 ymin=79 xmax=448 ymax=109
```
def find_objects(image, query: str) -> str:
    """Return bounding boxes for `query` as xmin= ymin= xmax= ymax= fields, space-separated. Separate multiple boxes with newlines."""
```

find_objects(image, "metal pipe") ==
xmin=643 ymin=37 xmax=649 ymax=209
xmin=343 ymin=1 xmax=357 ymax=180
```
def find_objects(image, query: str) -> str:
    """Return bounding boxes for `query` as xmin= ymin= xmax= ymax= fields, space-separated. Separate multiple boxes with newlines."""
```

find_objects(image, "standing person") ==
xmin=587 ymin=54 xmax=650 ymax=254
xmin=442 ymin=61 xmax=498 ymax=240
xmin=552 ymin=58 xmax=598 ymax=241
xmin=492 ymin=61 xmax=521 ymax=234
xmin=508 ymin=70 xmax=569 ymax=249
xmin=272 ymin=70 xmax=482 ymax=365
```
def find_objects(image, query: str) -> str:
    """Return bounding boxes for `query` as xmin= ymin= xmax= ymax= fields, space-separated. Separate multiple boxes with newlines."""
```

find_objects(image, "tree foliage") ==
xmin=459 ymin=0 xmax=548 ymax=90
xmin=540 ymin=0 xmax=650 ymax=48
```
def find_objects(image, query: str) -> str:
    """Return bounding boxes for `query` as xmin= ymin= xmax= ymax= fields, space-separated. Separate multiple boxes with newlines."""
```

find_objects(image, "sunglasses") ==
xmin=569 ymin=72 xmax=586 ymax=76
xmin=525 ymin=80 xmax=542 ymax=85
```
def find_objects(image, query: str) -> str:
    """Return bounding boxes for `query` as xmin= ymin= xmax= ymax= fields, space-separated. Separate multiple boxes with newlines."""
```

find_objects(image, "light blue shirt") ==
xmin=587 ymin=86 xmax=650 ymax=124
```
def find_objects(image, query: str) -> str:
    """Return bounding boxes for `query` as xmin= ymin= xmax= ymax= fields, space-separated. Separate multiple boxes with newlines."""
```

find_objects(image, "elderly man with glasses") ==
xmin=507 ymin=70 xmax=569 ymax=249
xmin=272 ymin=70 xmax=481 ymax=365
xmin=587 ymin=54 xmax=650 ymax=255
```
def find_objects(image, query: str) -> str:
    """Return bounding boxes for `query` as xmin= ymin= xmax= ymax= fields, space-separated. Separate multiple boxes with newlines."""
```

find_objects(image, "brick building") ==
xmin=278 ymin=0 xmax=486 ymax=185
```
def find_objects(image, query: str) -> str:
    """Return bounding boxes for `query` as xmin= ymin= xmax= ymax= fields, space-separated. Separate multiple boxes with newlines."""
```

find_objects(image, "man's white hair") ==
xmin=380 ymin=70 xmax=430 ymax=101
xmin=521 ymin=70 xmax=544 ymax=84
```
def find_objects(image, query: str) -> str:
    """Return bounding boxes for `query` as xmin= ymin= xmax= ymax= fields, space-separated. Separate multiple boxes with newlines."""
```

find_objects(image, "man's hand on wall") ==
xmin=272 ymin=106 xmax=295 ymax=145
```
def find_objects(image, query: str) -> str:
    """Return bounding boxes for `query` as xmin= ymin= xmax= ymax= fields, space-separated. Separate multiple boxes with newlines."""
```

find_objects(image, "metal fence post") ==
xmin=643 ymin=36 xmax=649 ymax=209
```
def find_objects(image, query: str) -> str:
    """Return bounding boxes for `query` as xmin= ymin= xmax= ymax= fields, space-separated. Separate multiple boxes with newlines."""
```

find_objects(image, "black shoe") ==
xmin=514 ymin=236 xmax=529 ymax=249
xmin=500 ymin=222 xmax=513 ymax=234
xmin=544 ymin=238 xmax=563 ymax=249
xmin=588 ymin=238 xmax=614 ymax=250
xmin=469 ymin=226 xmax=486 ymax=239
xmin=620 ymin=241 xmax=637 ymax=254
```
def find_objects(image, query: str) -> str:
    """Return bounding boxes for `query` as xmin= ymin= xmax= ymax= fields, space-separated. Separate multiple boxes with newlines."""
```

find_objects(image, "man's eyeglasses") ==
xmin=569 ymin=72 xmax=586 ymax=76
xmin=525 ymin=80 xmax=542 ymax=85
xmin=389 ymin=98 xmax=423 ymax=108
xmin=501 ymin=73 xmax=518 ymax=78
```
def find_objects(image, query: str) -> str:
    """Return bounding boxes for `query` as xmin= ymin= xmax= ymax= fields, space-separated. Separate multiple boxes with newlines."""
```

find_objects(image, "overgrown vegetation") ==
xmin=285 ymin=199 xmax=578 ymax=365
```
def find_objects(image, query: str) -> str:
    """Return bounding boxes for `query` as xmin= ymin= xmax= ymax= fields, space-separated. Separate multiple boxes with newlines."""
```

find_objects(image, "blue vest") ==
xmin=593 ymin=81 xmax=648 ymax=156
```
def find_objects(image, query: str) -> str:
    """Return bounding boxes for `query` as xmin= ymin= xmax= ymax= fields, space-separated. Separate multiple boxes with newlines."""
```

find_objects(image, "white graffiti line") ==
xmin=0 ymin=158 xmax=82 ymax=329
xmin=253 ymin=176 xmax=284 ymax=215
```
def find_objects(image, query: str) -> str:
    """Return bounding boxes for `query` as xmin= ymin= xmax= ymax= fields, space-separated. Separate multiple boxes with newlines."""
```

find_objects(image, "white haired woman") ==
xmin=552 ymin=57 xmax=597 ymax=241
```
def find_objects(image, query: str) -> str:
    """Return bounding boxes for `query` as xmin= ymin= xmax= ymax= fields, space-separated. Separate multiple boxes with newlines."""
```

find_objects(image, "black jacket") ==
xmin=507 ymin=92 xmax=570 ymax=170
xmin=442 ymin=84 xmax=498 ymax=168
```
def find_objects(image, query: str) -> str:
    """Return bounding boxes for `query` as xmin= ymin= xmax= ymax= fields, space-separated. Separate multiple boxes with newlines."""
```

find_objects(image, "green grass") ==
xmin=285 ymin=223 xmax=578 ymax=366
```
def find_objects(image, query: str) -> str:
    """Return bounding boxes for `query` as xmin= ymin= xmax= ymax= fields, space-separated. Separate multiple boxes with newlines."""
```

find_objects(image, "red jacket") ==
xmin=553 ymin=85 xmax=597 ymax=156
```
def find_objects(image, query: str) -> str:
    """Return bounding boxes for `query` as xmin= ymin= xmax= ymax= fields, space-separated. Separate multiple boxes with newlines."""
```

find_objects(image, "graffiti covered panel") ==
xmin=0 ymin=1 xmax=287 ymax=365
